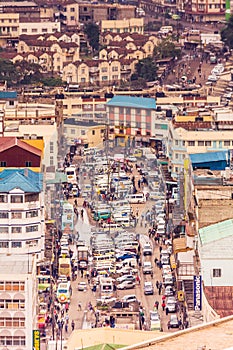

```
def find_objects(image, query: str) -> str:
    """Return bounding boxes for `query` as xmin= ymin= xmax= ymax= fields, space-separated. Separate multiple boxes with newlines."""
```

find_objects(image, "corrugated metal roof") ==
xmin=199 ymin=218 xmax=233 ymax=246
xmin=0 ymin=169 xmax=43 ymax=192
xmin=190 ymin=150 xmax=228 ymax=164
xmin=106 ymin=95 xmax=156 ymax=109
xmin=0 ymin=91 xmax=17 ymax=99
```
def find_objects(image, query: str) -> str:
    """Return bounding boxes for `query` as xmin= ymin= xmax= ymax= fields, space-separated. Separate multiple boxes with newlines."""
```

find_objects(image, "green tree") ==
xmin=84 ymin=23 xmax=100 ymax=53
xmin=134 ymin=57 xmax=157 ymax=82
xmin=0 ymin=58 xmax=19 ymax=85
xmin=221 ymin=16 xmax=233 ymax=49
xmin=153 ymin=39 xmax=181 ymax=60
xmin=14 ymin=60 xmax=42 ymax=84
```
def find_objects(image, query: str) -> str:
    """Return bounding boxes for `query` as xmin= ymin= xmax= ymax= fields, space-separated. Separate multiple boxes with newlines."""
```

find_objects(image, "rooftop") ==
xmin=106 ymin=95 xmax=156 ymax=110
xmin=199 ymin=218 xmax=233 ymax=246
xmin=190 ymin=150 xmax=229 ymax=166
xmin=0 ymin=137 xmax=42 ymax=156
xmin=0 ymin=169 xmax=43 ymax=193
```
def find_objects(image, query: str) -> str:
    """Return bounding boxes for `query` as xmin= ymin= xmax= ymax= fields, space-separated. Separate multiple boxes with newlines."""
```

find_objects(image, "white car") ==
xmin=117 ymin=280 xmax=135 ymax=290
xmin=121 ymin=294 xmax=138 ymax=303
xmin=208 ymin=74 xmax=218 ymax=82
xmin=96 ymin=296 xmax=116 ymax=304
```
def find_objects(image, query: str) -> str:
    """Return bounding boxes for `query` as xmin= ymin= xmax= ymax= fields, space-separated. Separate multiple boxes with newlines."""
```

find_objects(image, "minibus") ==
xmin=126 ymin=193 xmax=146 ymax=204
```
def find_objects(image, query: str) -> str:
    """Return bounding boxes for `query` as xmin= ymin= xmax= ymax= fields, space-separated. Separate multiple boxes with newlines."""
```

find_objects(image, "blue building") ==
xmin=190 ymin=150 xmax=230 ymax=171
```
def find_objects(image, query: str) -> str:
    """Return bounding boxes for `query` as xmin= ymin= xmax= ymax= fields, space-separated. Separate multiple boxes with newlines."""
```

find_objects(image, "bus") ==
xmin=65 ymin=166 xmax=76 ymax=184
xmin=58 ymin=257 xmax=72 ymax=278
xmin=56 ymin=281 xmax=72 ymax=304
xmin=37 ymin=275 xmax=55 ymax=293
xmin=77 ymin=246 xmax=89 ymax=270
xmin=62 ymin=202 xmax=74 ymax=238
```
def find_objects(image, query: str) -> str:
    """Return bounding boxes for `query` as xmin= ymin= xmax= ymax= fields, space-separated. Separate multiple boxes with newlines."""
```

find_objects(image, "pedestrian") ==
xmin=162 ymin=295 xmax=166 ymax=301
xmin=71 ymin=320 xmax=75 ymax=331
xmin=156 ymin=280 xmax=159 ymax=289
xmin=154 ymin=300 xmax=159 ymax=310
xmin=78 ymin=302 xmax=82 ymax=311
xmin=162 ymin=300 xmax=166 ymax=311
xmin=154 ymin=257 xmax=158 ymax=266
xmin=158 ymin=285 xmax=162 ymax=295
xmin=166 ymin=307 xmax=169 ymax=315
xmin=65 ymin=323 xmax=68 ymax=332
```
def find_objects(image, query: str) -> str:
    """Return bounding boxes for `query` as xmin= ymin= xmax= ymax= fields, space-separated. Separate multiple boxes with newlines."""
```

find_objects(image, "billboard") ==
xmin=32 ymin=330 xmax=40 ymax=350
xmin=193 ymin=275 xmax=202 ymax=311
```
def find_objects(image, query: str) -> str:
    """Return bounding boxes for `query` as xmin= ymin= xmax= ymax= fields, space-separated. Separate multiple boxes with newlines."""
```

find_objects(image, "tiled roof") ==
xmin=0 ymin=169 xmax=43 ymax=193
xmin=0 ymin=137 xmax=41 ymax=156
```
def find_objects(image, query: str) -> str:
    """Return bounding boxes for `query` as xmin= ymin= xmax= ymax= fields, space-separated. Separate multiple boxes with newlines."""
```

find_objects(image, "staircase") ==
xmin=183 ymin=279 xmax=194 ymax=311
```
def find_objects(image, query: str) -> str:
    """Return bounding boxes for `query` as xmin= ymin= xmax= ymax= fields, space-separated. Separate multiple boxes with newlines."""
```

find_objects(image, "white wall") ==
xmin=201 ymin=258 xmax=233 ymax=286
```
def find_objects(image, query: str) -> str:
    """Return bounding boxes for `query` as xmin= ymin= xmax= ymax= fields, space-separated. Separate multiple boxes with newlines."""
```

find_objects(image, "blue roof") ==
xmin=0 ymin=91 xmax=17 ymax=99
xmin=190 ymin=151 xmax=228 ymax=164
xmin=0 ymin=169 xmax=43 ymax=193
xmin=106 ymin=95 xmax=156 ymax=109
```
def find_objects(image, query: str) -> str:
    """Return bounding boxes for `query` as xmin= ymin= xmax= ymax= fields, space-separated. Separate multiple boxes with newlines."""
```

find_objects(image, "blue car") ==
xmin=116 ymin=252 xmax=137 ymax=261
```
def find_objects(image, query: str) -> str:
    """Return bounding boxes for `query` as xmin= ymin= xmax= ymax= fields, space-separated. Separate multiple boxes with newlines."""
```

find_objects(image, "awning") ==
xmin=173 ymin=237 xmax=188 ymax=254
xmin=170 ymin=254 xmax=177 ymax=269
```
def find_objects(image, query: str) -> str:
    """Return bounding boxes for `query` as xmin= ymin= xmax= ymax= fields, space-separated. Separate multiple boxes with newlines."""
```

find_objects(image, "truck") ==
xmin=77 ymin=246 xmax=89 ymax=270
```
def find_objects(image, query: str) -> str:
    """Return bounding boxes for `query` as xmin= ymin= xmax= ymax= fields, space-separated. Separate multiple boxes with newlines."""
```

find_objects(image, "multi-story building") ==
xmin=0 ymin=255 xmax=37 ymax=350
xmin=19 ymin=19 xmax=61 ymax=35
xmin=101 ymin=18 xmax=144 ymax=34
xmin=0 ymin=166 xmax=44 ymax=260
xmin=168 ymin=113 xmax=233 ymax=179
xmin=0 ymin=13 xmax=19 ymax=43
xmin=106 ymin=95 xmax=168 ymax=147
xmin=64 ymin=119 xmax=105 ymax=148
xmin=184 ymin=0 xmax=225 ymax=22
xmin=79 ymin=3 xmax=136 ymax=23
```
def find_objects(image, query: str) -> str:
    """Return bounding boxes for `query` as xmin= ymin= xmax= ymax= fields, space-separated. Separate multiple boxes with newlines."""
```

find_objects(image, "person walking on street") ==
xmin=156 ymin=280 xmax=159 ymax=289
xmin=162 ymin=300 xmax=166 ymax=311
xmin=71 ymin=320 xmax=75 ymax=331
xmin=166 ymin=307 xmax=169 ymax=315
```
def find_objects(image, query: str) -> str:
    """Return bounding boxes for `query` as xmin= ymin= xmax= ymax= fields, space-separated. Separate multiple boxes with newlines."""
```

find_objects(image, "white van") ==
xmin=159 ymin=26 xmax=173 ymax=34
xmin=113 ymin=216 xmax=131 ymax=227
xmin=126 ymin=193 xmax=146 ymax=204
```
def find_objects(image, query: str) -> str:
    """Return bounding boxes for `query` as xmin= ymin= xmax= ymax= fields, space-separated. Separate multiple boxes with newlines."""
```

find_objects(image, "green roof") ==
xmin=199 ymin=219 xmax=233 ymax=246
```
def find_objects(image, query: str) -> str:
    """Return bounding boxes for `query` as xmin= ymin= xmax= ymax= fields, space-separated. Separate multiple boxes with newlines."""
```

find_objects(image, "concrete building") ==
xmin=0 ymin=255 xmax=37 ymax=350
xmin=0 ymin=168 xmax=44 ymax=260
xmin=19 ymin=19 xmax=61 ymax=35
xmin=0 ymin=13 xmax=19 ymax=42
xmin=101 ymin=18 xmax=144 ymax=34
xmin=64 ymin=119 xmax=105 ymax=148
xmin=106 ymin=95 xmax=168 ymax=147
xmin=184 ymin=0 xmax=225 ymax=22
xmin=168 ymin=119 xmax=233 ymax=179
xmin=79 ymin=3 xmax=136 ymax=23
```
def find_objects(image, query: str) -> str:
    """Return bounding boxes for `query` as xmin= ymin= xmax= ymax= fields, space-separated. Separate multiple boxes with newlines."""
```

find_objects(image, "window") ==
xmin=81 ymin=68 xmax=85 ymax=74
xmin=0 ymin=161 xmax=6 ymax=166
xmin=12 ymin=227 xmax=22 ymax=234
xmin=71 ymin=129 xmax=75 ymax=135
xmin=11 ymin=195 xmax=23 ymax=203
xmin=25 ymin=194 xmax=38 ymax=202
xmin=175 ymin=153 xmax=179 ymax=159
xmin=70 ymin=7 xmax=75 ymax=11
xmin=11 ymin=212 xmax=22 ymax=219
xmin=25 ymin=161 xmax=32 ymax=167
xmin=126 ymin=108 xmax=131 ymax=115
xmin=42 ymin=28 xmax=48 ymax=33
xmin=12 ymin=242 xmax=22 ymax=248
xmin=70 ymin=16 xmax=75 ymax=20
xmin=205 ymin=141 xmax=211 ymax=146
xmin=50 ymin=142 xmax=54 ymax=153
xmin=50 ymin=156 xmax=54 ymax=166
xmin=0 ymin=242 xmax=9 ymax=248
xmin=101 ymin=67 xmax=107 ymax=73
xmin=81 ymin=130 xmax=85 ymax=135
xmin=175 ymin=140 xmax=179 ymax=146
xmin=32 ymin=28 xmax=38 ymax=33
xmin=119 ymin=107 xmax=124 ymax=114
xmin=102 ymin=76 xmax=108 ymax=81
xmin=198 ymin=141 xmax=204 ymax=146
xmin=26 ymin=225 xmax=38 ymax=232
xmin=0 ymin=227 xmax=8 ymax=233
xmin=112 ymin=66 xmax=118 ymax=72
xmin=224 ymin=140 xmax=230 ymax=146
xmin=213 ymin=268 xmax=221 ymax=277
xmin=188 ymin=141 xmax=195 ymax=146
xmin=22 ymin=28 xmax=27 ymax=33
xmin=175 ymin=167 xmax=179 ymax=173
xmin=26 ymin=210 xmax=38 ymax=218
xmin=0 ymin=212 xmax=8 ymax=219
xmin=92 ymin=130 xmax=95 ymax=135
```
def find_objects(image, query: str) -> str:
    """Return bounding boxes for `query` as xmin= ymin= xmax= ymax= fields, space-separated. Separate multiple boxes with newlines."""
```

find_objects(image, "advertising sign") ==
xmin=193 ymin=275 xmax=202 ymax=311
xmin=32 ymin=329 xmax=40 ymax=350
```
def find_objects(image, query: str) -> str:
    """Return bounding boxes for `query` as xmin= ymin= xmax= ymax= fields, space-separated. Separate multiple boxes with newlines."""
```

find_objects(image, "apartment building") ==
xmin=106 ymin=95 xmax=168 ymax=147
xmin=184 ymin=0 xmax=225 ymax=22
xmin=0 ymin=167 xmax=44 ymax=260
xmin=0 ymin=255 xmax=37 ymax=350
xmin=19 ymin=19 xmax=61 ymax=35
xmin=168 ymin=119 xmax=233 ymax=179
xmin=0 ymin=13 xmax=19 ymax=42
xmin=101 ymin=18 xmax=144 ymax=34
xmin=79 ymin=3 xmax=136 ymax=23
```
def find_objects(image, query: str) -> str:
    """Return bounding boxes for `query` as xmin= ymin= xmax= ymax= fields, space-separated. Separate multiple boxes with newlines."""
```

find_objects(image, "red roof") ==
xmin=204 ymin=286 xmax=233 ymax=317
xmin=0 ymin=137 xmax=42 ymax=156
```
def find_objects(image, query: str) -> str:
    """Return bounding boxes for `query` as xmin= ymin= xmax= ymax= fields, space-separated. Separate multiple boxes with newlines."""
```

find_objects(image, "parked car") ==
xmin=117 ymin=280 xmax=135 ymax=290
xmin=121 ymin=294 xmax=138 ymax=303
xmin=116 ymin=274 xmax=135 ymax=283
xmin=164 ymin=285 xmax=175 ymax=297
xmin=150 ymin=310 xmax=161 ymax=331
xmin=143 ymin=243 xmax=152 ymax=256
xmin=78 ymin=281 xmax=87 ymax=291
xmin=96 ymin=296 xmax=116 ymax=304
xmin=144 ymin=281 xmax=154 ymax=295
xmin=166 ymin=296 xmax=177 ymax=312
xmin=168 ymin=314 xmax=179 ymax=329
xmin=116 ymin=252 xmax=136 ymax=261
